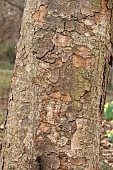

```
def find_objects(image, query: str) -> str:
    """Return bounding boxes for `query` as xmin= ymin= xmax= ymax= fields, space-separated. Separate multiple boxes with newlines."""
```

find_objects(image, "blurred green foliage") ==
xmin=0 ymin=61 xmax=14 ymax=70
xmin=101 ymin=161 xmax=110 ymax=170
xmin=0 ymin=42 xmax=16 ymax=63
xmin=6 ymin=45 xmax=16 ymax=63
xmin=108 ymin=133 xmax=113 ymax=143
xmin=0 ymin=60 xmax=14 ymax=89
xmin=103 ymin=102 xmax=113 ymax=144
xmin=103 ymin=102 xmax=113 ymax=121
xmin=0 ymin=69 xmax=13 ymax=88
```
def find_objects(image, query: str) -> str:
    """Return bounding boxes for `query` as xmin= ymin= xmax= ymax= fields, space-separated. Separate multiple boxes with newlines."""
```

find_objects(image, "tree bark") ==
xmin=0 ymin=0 xmax=112 ymax=169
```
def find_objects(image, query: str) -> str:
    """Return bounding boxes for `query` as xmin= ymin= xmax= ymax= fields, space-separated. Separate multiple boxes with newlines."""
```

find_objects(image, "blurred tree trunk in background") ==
xmin=0 ymin=0 xmax=24 ymax=43
xmin=0 ymin=0 xmax=25 ymax=60
xmin=0 ymin=0 xmax=112 ymax=169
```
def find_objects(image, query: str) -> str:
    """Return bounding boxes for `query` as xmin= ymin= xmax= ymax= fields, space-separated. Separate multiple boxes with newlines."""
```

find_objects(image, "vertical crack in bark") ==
xmin=109 ymin=0 xmax=113 ymax=70
xmin=36 ymin=156 xmax=43 ymax=170
xmin=99 ymin=95 xmax=103 ymax=113
xmin=1 ymin=156 xmax=5 ymax=170
xmin=99 ymin=58 xmax=108 ymax=126
xmin=101 ymin=60 xmax=107 ymax=111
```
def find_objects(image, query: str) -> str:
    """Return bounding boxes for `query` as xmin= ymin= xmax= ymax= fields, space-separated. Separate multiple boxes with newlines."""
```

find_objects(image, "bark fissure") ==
xmin=1 ymin=156 xmax=5 ymax=170
xmin=36 ymin=44 xmax=55 ymax=61
xmin=36 ymin=156 xmax=43 ymax=170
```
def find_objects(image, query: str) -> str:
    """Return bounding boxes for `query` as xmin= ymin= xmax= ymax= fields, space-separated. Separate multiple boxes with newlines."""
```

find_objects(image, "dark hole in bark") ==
xmin=109 ymin=55 xmax=113 ymax=67
xmin=36 ymin=156 xmax=43 ymax=170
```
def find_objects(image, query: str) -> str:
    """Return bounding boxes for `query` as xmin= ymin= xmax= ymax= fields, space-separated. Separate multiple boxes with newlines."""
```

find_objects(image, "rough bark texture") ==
xmin=0 ymin=0 xmax=112 ymax=169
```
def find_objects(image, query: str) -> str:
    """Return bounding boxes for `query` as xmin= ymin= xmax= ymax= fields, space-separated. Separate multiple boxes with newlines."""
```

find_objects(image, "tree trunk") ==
xmin=0 ymin=0 xmax=112 ymax=169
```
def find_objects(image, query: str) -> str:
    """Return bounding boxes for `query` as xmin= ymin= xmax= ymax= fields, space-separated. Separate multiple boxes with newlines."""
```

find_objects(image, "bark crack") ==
xmin=1 ymin=156 xmax=5 ymax=170
xmin=36 ymin=44 xmax=55 ymax=60
xmin=36 ymin=156 xmax=43 ymax=170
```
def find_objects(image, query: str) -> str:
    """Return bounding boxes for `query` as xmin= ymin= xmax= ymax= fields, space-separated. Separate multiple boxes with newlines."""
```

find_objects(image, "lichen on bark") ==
xmin=92 ymin=0 xmax=101 ymax=12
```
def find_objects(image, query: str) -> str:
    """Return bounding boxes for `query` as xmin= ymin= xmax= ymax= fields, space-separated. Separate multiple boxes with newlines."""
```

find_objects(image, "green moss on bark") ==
xmin=73 ymin=67 xmax=90 ymax=106
xmin=92 ymin=0 xmax=101 ymax=12
xmin=107 ymin=0 xmax=112 ymax=9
